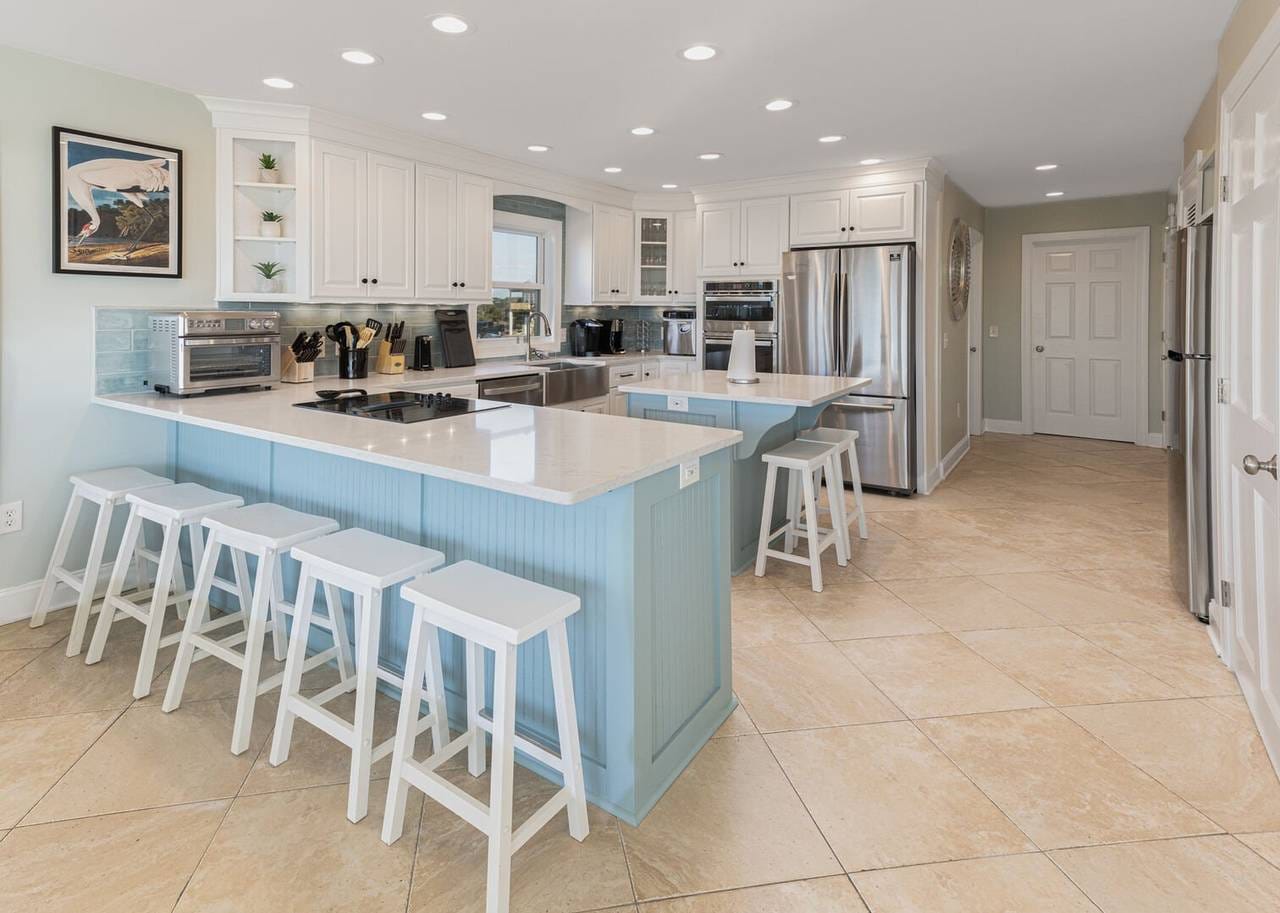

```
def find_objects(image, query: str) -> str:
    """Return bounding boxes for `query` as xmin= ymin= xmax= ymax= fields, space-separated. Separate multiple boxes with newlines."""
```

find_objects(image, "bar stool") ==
xmin=85 ymin=483 xmax=245 ymax=699
xmin=382 ymin=560 xmax=588 ymax=913
xmin=30 ymin=467 xmax=173 ymax=657
xmin=796 ymin=426 xmax=869 ymax=556
xmin=754 ymin=439 xmax=846 ymax=592
xmin=269 ymin=528 xmax=446 ymax=823
xmin=162 ymin=503 xmax=343 ymax=755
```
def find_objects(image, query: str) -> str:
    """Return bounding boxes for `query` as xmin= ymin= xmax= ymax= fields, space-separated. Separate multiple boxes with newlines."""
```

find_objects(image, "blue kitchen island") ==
xmin=95 ymin=373 xmax=741 ymax=826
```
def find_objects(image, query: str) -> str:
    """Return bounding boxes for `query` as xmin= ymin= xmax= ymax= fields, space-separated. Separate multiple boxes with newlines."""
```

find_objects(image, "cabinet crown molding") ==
xmin=691 ymin=157 xmax=943 ymax=204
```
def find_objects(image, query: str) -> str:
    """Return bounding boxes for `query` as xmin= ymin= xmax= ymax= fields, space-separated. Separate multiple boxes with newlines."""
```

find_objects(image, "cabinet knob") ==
xmin=841 ymin=227 xmax=847 ymax=232
xmin=371 ymin=278 xmax=378 ymax=285
xmin=361 ymin=278 xmax=368 ymax=284
xmin=459 ymin=282 xmax=465 ymax=287
xmin=451 ymin=282 xmax=458 ymax=287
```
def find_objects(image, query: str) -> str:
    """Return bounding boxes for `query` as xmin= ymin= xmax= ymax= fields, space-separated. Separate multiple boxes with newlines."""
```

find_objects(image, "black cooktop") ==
xmin=294 ymin=391 xmax=510 ymax=424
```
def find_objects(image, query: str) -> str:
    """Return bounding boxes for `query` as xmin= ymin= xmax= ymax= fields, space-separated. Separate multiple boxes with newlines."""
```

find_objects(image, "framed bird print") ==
xmin=52 ymin=126 xmax=182 ymax=277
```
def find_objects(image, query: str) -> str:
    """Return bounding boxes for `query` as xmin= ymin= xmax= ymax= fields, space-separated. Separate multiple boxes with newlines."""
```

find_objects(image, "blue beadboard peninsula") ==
xmin=619 ymin=371 xmax=871 ymax=572
xmin=93 ymin=372 xmax=741 ymax=826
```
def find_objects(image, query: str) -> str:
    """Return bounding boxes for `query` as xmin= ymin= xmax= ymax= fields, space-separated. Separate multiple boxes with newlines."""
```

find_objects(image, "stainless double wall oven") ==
xmin=701 ymin=279 xmax=779 ymax=374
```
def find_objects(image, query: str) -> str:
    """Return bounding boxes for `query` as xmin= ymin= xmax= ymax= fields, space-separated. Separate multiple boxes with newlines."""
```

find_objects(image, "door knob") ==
xmin=969 ymin=346 xmax=977 ymax=353
xmin=1035 ymin=345 xmax=1045 ymax=353
xmin=1243 ymin=453 xmax=1279 ymax=480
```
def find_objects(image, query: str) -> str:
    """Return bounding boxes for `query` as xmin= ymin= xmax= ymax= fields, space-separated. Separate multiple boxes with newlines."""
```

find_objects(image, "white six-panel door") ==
xmin=1027 ymin=233 xmax=1142 ymax=441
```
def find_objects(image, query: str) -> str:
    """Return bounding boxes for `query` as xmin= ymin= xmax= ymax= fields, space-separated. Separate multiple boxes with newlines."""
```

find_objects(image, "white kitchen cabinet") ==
xmin=790 ymin=189 xmax=849 ymax=246
xmin=789 ymin=183 xmax=916 ymax=247
xmin=413 ymin=166 xmax=492 ymax=301
xmin=659 ymin=357 xmax=694 ymax=377
xmin=635 ymin=210 xmax=697 ymax=303
xmin=697 ymin=197 xmax=787 ymax=277
xmin=593 ymin=204 xmax=634 ymax=302
xmin=673 ymin=210 xmax=697 ymax=302
xmin=455 ymin=173 xmax=493 ymax=300
xmin=367 ymin=153 xmax=415 ymax=298
xmin=557 ymin=395 xmax=609 ymax=414
xmin=608 ymin=390 xmax=631 ymax=416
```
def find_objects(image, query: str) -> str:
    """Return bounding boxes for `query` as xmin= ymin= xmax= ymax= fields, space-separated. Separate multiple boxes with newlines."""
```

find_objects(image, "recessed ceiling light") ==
xmin=859 ymin=158 xmax=884 ymax=165
xmin=262 ymin=77 xmax=294 ymax=89
xmin=819 ymin=135 xmax=845 ymax=143
xmin=661 ymin=183 xmax=678 ymax=189
xmin=698 ymin=152 xmax=722 ymax=160
xmin=765 ymin=99 xmax=793 ymax=112
xmin=527 ymin=144 xmax=550 ymax=152
xmin=1045 ymin=191 xmax=1065 ymax=198
xmin=604 ymin=166 xmax=622 ymax=173
xmin=682 ymin=45 xmax=716 ymax=61
xmin=430 ymin=14 xmax=469 ymax=34
xmin=631 ymin=126 xmax=655 ymax=136
xmin=340 ymin=49 xmax=379 ymax=65
xmin=1035 ymin=163 xmax=1059 ymax=171
xmin=421 ymin=111 xmax=448 ymax=121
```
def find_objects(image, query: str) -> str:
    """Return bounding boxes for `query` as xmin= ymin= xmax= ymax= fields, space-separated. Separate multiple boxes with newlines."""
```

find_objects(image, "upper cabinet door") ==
xmin=312 ymin=140 xmax=367 ymax=297
xmin=635 ymin=213 xmax=672 ymax=302
xmin=592 ymin=204 xmax=615 ymax=300
xmin=789 ymin=190 xmax=848 ymax=247
xmin=414 ymin=163 xmax=457 ymax=299
xmin=697 ymin=202 xmax=740 ymax=276
xmin=455 ymin=173 xmax=492 ymax=300
xmin=611 ymin=206 xmax=634 ymax=300
xmin=848 ymin=183 xmax=916 ymax=242
xmin=366 ymin=153 xmax=415 ymax=298
xmin=740 ymin=196 xmax=788 ymax=275
xmin=673 ymin=210 xmax=697 ymax=301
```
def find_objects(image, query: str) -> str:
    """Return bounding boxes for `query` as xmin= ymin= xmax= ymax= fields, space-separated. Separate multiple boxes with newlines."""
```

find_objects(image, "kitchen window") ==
xmin=476 ymin=212 xmax=560 ymax=356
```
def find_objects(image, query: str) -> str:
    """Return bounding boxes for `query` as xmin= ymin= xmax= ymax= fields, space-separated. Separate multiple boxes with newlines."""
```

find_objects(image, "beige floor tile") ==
xmin=176 ymin=780 xmax=420 ymax=913
xmin=1200 ymin=694 xmax=1256 ymax=725
xmin=1069 ymin=621 xmax=1239 ymax=696
xmin=730 ymin=589 xmax=825 ymax=649
xmin=869 ymin=510 xmax=994 ymax=540
xmin=1063 ymin=699 xmax=1280 ymax=833
xmin=979 ymin=571 xmax=1166 ymax=624
xmin=920 ymin=709 xmax=1218 ymax=849
xmin=0 ymin=710 xmax=118 ymax=828
xmin=839 ymin=634 xmax=1045 ymax=719
xmin=852 ymin=853 xmax=1097 ymax=913
xmin=732 ymin=642 xmax=902 ymax=732
xmin=0 ymin=636 xmax=176 ymax=721
xmin=781 ymin=581 xmax=940 ymax=640
xmin=1071 ymin=567 xmax=1185 ymax=614
xmin=849 ymin=540 xmax=969 ymax=581
xmin=0 ymin=608 xmax=73 ymax=652
xmin=928 ymin=536 xmax=1063 ymax=575
xmin=763 ymin=546 xmax=875 ymax=589
xmin=409 ymin=765 xmax=634 ymax=913
xmin=0 ymin=800 xmax=227 ymax=913
xmin=958 ymin=626 xmax=1180 ymax=706
xmin=1051 ymin=835 xmax=1280 ymax=912
xmin=1237 ymin=831 xmax=1280 ymax=868
xmin=767 ymin=721 xmax=1033 ymax=871
xmin=25 ymin=698 xmax=273 ymax=823
xmin=731 ymin=569 xmax=779 ymax=591
xmin=711 ymin=699 xmax=756 ymax=738
xmin=638 ymin=876 xmax=866 ymax=912
xmin=882 ymin=577 xmax=1053 ymax=631
xmin=0 ymin=648 xmax=43 ymax=684
xmin=620 ymin=735 xmax=840 ymax=900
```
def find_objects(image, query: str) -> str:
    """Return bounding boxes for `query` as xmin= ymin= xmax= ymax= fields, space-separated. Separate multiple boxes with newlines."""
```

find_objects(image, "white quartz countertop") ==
xmin=618 ymin=371 xmax=871 ymax=407
xmin=93 ymin=372 xmax=741 ymax=505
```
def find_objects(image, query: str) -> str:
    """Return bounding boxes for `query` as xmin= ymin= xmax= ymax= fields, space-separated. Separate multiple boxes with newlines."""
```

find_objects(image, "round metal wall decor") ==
xmin=948 ymin=218 xmax=972 ymax=321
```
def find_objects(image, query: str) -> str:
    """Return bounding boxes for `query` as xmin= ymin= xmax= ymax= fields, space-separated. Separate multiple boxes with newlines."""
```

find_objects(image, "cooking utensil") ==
xmin=315 ymin=388 xmax=368 ymax=401
xmin=356 ymin=326 xmax=376 ymax=349
xmin=290 ymin=331 xmax=306 ymax=355
xmin=365 ymin=318 xmax=383 ymax=337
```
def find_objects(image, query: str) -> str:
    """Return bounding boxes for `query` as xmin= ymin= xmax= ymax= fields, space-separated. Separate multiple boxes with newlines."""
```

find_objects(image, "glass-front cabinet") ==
xmin=636 ymin=214 xmax=671 ymax=302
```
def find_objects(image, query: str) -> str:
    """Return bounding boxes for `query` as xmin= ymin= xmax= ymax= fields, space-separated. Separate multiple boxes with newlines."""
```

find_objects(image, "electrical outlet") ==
xmin=679 ymin=460 xmax=700 ymax=489
xmin=988 ymin=325 xmax=999 ymax=338
xmin=0 ymin=500 xmax=22 ymax=535
xmin=667 ymin=395 xmax=689 ymax=413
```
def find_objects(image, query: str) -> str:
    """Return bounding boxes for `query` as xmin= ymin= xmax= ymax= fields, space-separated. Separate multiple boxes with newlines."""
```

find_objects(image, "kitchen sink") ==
xmin=538 ymin=361 xmax=608 ymax=406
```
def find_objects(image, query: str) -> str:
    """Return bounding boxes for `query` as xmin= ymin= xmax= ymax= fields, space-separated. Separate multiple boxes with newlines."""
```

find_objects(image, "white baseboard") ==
xmin=0 ymin=564 xmax=126 ymax=627
xmin=940 ymin=434 xmax=972 ymax=480
xmin=983 ymin=419 xmax=1027 ymax=435
xmin=1142 ymin=432 xmax=1165 ymax=448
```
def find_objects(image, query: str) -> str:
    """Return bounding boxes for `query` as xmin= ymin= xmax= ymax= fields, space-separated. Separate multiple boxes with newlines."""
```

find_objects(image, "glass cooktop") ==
xmin=294 ymin=391 xmax=510 ymax=424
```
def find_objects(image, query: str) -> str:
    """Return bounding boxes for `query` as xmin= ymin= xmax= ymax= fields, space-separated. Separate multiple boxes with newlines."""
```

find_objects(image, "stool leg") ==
xmin=268 ymin=554 xmax=289 ymax=663
xmin=845 ymin=445 xmax=869 ymax=540
xmin=801 ymin=468 xmax=824 ymax=593
xmin=31 ymin=492 xmax=83 ymax=628
xmin=466 ymin=639 xmax=488 ymax=776
xmin=65 ymin=498 xmax=114 ymax=657
xmin=754 ymin=462 xmax=780 ymax=577
xmin=163 ymin=533 xmax=222 ymax=713
xmin=269 ymin=566 xmax=317 ymax=767
xmin=485 ymin=642 xmax=518 ymax=913
xmin=132 ymin=517 xmax=181 ymax=699
xmin=783 ymin=470 xmax=801 ymax=553
xmin=423 ymin=621 xmax=450 ymax=753
xmin=548 ymin=623 xmax=589 ymax=841
xmin=85 ymin=506 xmax=142 ymax=665
xmin=231 ymin=549 xmax=274 ymax=755
xmin=824 ymin=456 xmax=850 ymax=567
xmin=229 ymin=547 xmax=252 ymax=624
xmin=348 ymin=586 xmax=383 ymax=823
xmin=323 ymin=582 xmax=355 ymax=686
xmin=381 ymin=609 xmax=431 ymax=846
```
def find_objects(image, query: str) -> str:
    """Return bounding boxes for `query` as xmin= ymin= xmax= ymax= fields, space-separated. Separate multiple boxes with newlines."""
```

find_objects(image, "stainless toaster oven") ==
xmin=147 ymin=311 xmax=281 ymax=396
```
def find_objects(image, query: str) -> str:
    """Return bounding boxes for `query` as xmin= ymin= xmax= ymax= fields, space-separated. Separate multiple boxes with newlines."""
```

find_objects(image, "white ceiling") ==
xmin=4 ymin=0 xmax=1234 ymax=206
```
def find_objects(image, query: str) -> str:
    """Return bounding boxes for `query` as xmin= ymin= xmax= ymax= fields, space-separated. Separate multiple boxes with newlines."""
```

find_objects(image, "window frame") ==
xmin=474 ymin=211 xmax=560 ymax=357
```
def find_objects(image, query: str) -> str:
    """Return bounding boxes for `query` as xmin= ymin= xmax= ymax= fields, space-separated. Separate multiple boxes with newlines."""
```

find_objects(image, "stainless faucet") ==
xmin=526 ymin=309 xmax=554 ymax=361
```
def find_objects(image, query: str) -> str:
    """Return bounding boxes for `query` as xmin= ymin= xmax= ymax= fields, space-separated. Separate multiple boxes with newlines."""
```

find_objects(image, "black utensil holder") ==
xmin=338 ymin=347 xmax=368 ymax=379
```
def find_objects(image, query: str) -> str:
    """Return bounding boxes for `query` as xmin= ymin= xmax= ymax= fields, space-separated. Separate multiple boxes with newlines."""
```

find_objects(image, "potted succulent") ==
xmin=260 ymin=210 xmax=284 ymax=238
xmin=252 ymin=260 xmax=286 ymax=293
xmin=258 ymin=152 xmax=281 ymax=183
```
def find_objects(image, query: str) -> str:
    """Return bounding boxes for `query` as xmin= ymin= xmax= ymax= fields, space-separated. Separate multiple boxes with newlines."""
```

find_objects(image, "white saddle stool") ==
xmin=796 ymin=426 xmax=869 ymax=557
xmin=754 ymin=439 xmax=848 ymax=592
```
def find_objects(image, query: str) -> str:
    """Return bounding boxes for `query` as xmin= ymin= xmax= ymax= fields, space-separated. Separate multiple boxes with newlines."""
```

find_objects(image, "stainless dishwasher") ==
xmin=477 ymin=374 xmax=544 ymax=405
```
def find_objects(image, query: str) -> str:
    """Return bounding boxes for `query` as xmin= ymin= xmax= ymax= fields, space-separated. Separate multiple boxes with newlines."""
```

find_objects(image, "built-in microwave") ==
xmin=702 ymin=279 xmax=778 ymax=335
xmin=147 ymin=311 xmax=281 ymax=396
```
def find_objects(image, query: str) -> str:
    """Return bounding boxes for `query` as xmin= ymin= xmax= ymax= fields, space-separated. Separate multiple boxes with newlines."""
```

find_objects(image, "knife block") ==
xmin=375 ymin=341 xmax=405 ymax=375
xmin=280 ymin=349 xmax=315 ymax=384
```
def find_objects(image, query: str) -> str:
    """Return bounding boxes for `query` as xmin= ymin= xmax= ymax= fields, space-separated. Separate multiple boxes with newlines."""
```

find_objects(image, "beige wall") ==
xmin=937 ymin=177 xmax=985 ymax=456
xmin=981 ymin=193 xmax=1169 ymax=434
xmin=0 ymin=47 xmax=216 ymax=588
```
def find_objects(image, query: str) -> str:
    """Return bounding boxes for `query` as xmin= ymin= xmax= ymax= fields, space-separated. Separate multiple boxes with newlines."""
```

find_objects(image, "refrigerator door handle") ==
xmin=833 ymin=401 xmax=896 ymax=412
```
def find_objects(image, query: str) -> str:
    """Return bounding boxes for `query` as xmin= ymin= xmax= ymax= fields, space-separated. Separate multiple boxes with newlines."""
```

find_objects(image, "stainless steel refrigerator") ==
xmin=1167 ymin=219 xmax=1214 ymax=621
xmin=779 ymin=245 xmax=916 ymax=493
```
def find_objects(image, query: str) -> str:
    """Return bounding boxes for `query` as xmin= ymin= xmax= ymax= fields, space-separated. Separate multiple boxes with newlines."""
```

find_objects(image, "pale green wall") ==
xmin=0 ymin=47 xmax=216 ymax=588
xmin=938 ymin=178 xmax=985 ymax=455
xmin=982 ymin=193 xmax=1169 ymax=433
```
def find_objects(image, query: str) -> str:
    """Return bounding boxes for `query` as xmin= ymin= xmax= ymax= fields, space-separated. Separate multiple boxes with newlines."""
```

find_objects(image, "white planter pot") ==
xmin=256 ymin=276 xmax=283 ymax=294
xmin=259 ymin=168 xmax=281 ymax=184
xmin=259 ymin=221 xmax=283 ymax=238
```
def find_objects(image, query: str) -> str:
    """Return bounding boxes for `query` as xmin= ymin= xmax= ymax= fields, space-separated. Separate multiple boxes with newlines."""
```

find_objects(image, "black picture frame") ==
xmin=52 ymin=126 xmax=183 ymax=278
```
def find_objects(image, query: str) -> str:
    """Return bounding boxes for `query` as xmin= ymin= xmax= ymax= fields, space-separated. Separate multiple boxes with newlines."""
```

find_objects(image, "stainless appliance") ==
xmin=605 ymin=319 xmax=625 ymax=354
xmin=147 ymin=311 xmax=281 ymax=396
xmin=702 ymin=279 xmax=778 ymax=373
xmin=1168 ymin=217 xmax=1214 ymax=621
xmin=662 ymin=309 xmax=696 ymax=356
xmin=294 ymin=391 xmax=509 ymax=423
xmin=477 ymin=374 xmax=544 ymax=405
xmin=569 ymin=319 xmax=605 ymax=356
xmin=780 ymin=245 xmax=916 ymax=493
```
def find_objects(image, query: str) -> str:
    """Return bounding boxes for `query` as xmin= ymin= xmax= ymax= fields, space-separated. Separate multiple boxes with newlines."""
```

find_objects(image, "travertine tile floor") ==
xmin=3 ymin=432 xmax=1280 ymax=911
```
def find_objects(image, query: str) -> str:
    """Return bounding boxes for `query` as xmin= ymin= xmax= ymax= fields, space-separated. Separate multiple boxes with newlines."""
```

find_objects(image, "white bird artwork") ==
xmin=64 ymin=157 xmax=171 ymax=259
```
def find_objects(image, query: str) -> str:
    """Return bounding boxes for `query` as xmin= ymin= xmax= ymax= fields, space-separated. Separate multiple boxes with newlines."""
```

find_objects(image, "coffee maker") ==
xmin=569 ymin=319 xmax=605 ymax=356
xmin=605 ymin=318 xmax=625 ymax=354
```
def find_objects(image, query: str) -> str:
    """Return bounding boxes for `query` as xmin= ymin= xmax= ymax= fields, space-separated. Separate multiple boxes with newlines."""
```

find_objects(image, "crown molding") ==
xmin=691 ymin=157 xmax=945 ymax=204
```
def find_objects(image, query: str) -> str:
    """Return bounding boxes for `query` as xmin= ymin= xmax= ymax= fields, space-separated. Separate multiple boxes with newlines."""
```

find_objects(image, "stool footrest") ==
xmin=287 ymin=694 xmax=355 ymax=747
xmin=255 ymin=645 xmax=339 ymax=696
xmin=52 ymin=567 xmax=83 ymax=591
xmin=512 ymin=787 xmax=568 ymax=854
xmin=472 ymin=714 xmax=566 ymax=775
xmin=401 ymin=737 xmax=491 ymax=832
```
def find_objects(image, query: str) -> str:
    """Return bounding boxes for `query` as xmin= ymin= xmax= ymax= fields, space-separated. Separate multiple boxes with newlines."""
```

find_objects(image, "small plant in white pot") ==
xmin=258 ymin=153 xmax=281 ymax=183
xmin=252 ymin=260 xmax=286 ymax=293
xmin=260 ymin=210 xmax=284 ymax=238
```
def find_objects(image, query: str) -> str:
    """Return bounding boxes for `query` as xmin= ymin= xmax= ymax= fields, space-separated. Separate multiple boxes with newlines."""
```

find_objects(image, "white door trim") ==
xmin=1019 ymin=226 xmax=1150 ymax=442
xmin=968 ymin=227 xmax=985 ymax=436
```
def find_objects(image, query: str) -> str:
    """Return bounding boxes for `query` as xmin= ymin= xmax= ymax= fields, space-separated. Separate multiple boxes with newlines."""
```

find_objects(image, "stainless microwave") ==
xmin=147 ymin=311 xmax=281 ymax=396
